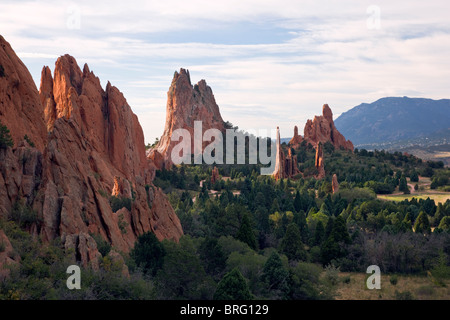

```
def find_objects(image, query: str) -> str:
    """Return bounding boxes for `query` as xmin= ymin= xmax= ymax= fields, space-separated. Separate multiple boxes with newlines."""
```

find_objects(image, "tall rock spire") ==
xmin=315 ymin=142 xmax=325 ymax=179
xmin=273 ymin=127 xmax=300 ymax=180
xmin=273 ymin=126 xmax=286 ymax=180
xmin=148 ymin=68 xmax=225 ymax=169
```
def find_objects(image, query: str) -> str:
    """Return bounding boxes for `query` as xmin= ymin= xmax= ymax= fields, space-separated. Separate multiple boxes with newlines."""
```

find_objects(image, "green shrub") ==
xmin=98 ymin=189 xmax=108 ymax=198
xmin=91 ymin=233 xmax=111 ymax=257
xmin=9 ymin=200 xmax=41 ymax=228
xmin=0 ymin=120 xmax=14 ymax=150
xmin=390 ymin=274 xmax=398 ymax=285
xmin=324 ymin=263 xmax=340 ymax=286
xmin=130 ymin=232 xmax=166 ymax=276
xmin=213 ymin=268 xmax=252 ymax=300
xmin=110 ymin=196 xmax=132 ymax=213
xmin=23 ymin=135 xmax=35 ymax=147
xmin=342 ymin=275 xmax=351 ymax=284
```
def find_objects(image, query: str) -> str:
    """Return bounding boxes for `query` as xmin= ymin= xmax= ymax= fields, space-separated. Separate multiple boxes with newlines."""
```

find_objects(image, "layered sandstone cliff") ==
xmin=148 ymin=69 xmax=226 ymax=169
xmin=0 ymin=36 xmax=182 ymax=268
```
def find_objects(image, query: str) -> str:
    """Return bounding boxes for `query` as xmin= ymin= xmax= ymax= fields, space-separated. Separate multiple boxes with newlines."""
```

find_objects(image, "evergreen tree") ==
xmin=261 ymin=252 xmax=289 ymax=295
xmin=213 ymin=268 xmax=252 ymax=300
xmin=399 ymin=176 xmax=408 ymax=193
xmin=280 ymin=223 xmax=306 ymax=261
xmin=131 ymin=232 xmax=166 ymax=276
xmin=0 ymin=120 xmax=14 ymax=150
xmin=198 ymin=237 xmax=226 ymax=278
xmin=294 ymin=190 xmax=302 ymax=213
xmin=313 ymin=220 xmax=325 ymax=246
xmin=236 ymin=213 xmax=257 ymax=250
xmin=293 ymin=211 xmax=309 ymax=244
xmin=414 ymin=211 xmax=431 ymax=234
xmin=320 ymin=216 xmax=351 ymax=265
xmin=438 ymin=216 xmax=450 ymax=232
xmin=410 ymin=170 xmax=419 ymax=182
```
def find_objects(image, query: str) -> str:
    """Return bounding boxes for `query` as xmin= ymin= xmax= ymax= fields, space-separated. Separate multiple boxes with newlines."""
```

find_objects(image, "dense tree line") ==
xmin=2 ymin=144 xmax=450 ymax=300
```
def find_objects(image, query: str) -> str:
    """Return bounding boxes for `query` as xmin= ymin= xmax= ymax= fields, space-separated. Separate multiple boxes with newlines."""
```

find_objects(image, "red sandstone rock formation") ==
xmin=211 ymin=166 xmax=220 ymax=185
xmin=111 ymin=176 xmax=132 ymax=198
xmin=148 ymin=69 xmax=225 ymax=169
xmin=0 ymin=35 xmax=47 ymax=150
xmin=315 ymin=143 xmax=325 ymax=179
xmin=289 ymin=125 xmax=304 ymax=149
xmin=332 ymin=174 xmax=339 ymax=193
xmin=304 ymin=104 xmax=354 ymax=151
xmin=289 ymin=104 xmax=353 ymax=152
xmin=273 ymin=127 xmax=300 ymax=180
xmin=0 ymin=230 xmax=20 ymax=280
xmin=0 ymin=36 xmax=183 ymax=269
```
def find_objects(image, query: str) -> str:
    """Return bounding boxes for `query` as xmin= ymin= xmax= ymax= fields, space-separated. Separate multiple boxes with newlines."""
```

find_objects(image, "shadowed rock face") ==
xmin=290 ymin=104 xmax=354 ymax=152
xmin=148 ymin=68 xmax=225 ymax=169
xmin=0 ymin=37 xmax=182 ymax=268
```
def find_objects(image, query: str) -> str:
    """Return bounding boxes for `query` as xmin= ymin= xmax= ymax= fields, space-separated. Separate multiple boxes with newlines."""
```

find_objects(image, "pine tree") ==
xmin=280 ymin=223 xmax=306 ymax=261
xmin=130 ymin=232 xmax=166 ymax=276
xmin=236 ymin=213 xmax=257 ymax=250
xmin=313 ymin=220 xmax=325 ymax=246
xmin=414 ymin=211 xmax=431 ymax=234
xmin=261 ymin=252 xmax=289 ymax=294
xmin=399 ymin=176 xmax=408 ymax=193
xmin=294 ymin=191 xmax=302 ymax=213
xmin=0 ymin=120 xmax=14 ymax=150
xmin=214 ymin=268 xmax=252 ymax=300
xmin=320 ymin=216 xmax=351 ymax=265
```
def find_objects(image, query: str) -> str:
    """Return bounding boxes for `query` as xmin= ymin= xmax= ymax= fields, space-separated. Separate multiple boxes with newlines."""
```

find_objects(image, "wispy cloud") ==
xmin=1 ymin=0 xmax=449 ymax=141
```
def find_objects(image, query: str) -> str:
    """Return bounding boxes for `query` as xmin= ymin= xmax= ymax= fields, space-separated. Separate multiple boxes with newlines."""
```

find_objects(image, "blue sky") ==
xmin=1 ymin=0 xmax=450 ymax=143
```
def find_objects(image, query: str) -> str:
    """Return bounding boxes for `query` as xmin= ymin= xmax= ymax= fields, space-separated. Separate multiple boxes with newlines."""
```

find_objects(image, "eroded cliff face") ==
xmin=0 ymin=37 xmax=182 ymax=269
xmin=0 ymin=35 xmax=47 ymax=151
xmin=148 ymin=69 xmax=225 ymax=169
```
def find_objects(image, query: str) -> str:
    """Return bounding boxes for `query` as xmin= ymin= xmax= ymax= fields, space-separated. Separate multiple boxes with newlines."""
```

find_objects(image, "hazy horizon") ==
xmin=1 ymin=0 xmax=449 ymax=143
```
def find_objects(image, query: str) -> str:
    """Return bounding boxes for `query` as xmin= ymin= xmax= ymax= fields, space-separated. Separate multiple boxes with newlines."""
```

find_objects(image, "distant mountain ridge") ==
xmin=334 ymin=97 xmax=450 ymax=146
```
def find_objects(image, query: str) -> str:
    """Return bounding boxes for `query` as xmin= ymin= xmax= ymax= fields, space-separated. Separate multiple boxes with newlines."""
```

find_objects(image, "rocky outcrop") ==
xmin=0 ymin=35 xmax=47 ymax=151
xmin=273 ymin=127 xmax=300 ymax=180
xmin=148 ymin=69 xmax=226 ymax=169
xmin=315 ymin=143 xmax=325 ymax=179
xmin=0 ymin=230 xmax=19 ymax=280
xmin=0 ymin=36 xmax=183 ymax=269
xmin=289 ymin=125 xmax=304 ymax=149
xmin=304 ymin=104 xmax=354 ymax=151
xmin=332 ymin=174 xmax=339 ymax=193
xmin=211 ymin=166 xmax=220 ymax=185
xmin=111 ymin=176 xmax=132 ymax=198
xmin=289 ymin=104 xmax=353 ymax=152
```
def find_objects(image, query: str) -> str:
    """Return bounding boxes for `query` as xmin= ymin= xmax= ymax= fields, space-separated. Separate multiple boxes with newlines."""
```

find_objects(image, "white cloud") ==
xmin=1 ymin=0 xmax=449 ymax=141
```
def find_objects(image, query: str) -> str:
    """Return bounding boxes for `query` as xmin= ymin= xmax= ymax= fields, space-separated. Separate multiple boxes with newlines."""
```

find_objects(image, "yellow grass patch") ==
xmin=335 ymin=272 xmax=450 ymax=300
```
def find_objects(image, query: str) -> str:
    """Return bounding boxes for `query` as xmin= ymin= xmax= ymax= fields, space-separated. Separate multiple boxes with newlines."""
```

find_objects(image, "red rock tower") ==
xmin=315 ymin=142 xmax=325 ymax=179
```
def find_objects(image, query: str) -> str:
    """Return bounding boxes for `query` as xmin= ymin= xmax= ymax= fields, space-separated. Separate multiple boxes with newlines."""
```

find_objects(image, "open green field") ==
xmin=378 ymin=193 xmax=450 ymax=204
xmin=377 ymin=176 xmax=450 ymax=204
xmin=335 ymin=272 xmax=450 ymax=300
